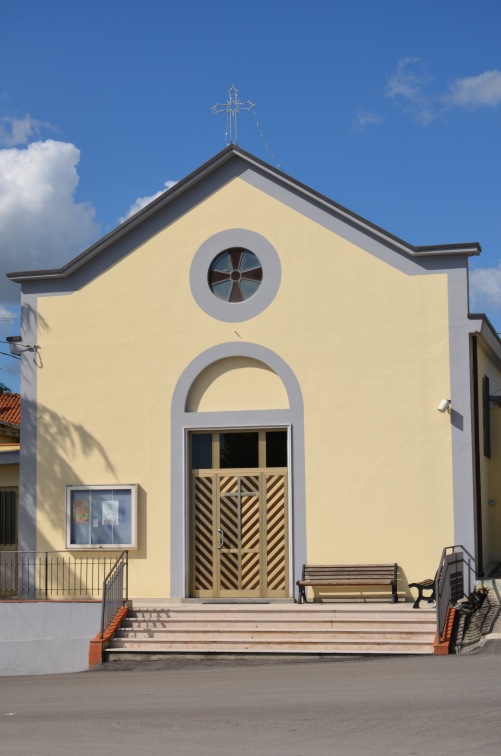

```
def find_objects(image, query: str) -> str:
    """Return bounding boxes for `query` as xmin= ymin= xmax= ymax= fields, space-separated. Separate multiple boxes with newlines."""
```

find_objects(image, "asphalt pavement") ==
xmin=1 ymin=650 xmax=500 ymax=755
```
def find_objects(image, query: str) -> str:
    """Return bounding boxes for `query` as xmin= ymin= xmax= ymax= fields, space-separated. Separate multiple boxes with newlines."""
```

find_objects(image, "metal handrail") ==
xmin=436 ymin=544 xmax=476 ymax=640
xmin=0 ymin=550 xmax=118 ymax=599
xmin=100 ymin=550 xmax=128 ymax=638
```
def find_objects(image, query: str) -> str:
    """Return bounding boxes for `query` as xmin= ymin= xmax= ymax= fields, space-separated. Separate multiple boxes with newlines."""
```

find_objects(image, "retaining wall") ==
xmin=0 ymin=601 xmax=101 ymax=676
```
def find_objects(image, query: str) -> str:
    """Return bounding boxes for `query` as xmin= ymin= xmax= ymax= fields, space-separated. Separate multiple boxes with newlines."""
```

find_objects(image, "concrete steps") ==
xmin=106 ymin=603 xmax=436 ymax=657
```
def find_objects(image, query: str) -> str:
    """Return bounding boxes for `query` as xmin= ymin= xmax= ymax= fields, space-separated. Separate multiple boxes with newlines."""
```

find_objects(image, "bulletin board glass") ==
xmin=66 ymin=485 xmax=137 ymax=549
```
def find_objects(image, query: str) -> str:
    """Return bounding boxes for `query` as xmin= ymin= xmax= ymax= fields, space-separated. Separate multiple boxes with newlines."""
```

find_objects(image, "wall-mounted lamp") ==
xmin=437 ymin=399 xmax=451 ymax=413
xmin=6 ymin=336 xmax=43 ymax=368
xmin=6 ymin=336 xmax=26 ymax=356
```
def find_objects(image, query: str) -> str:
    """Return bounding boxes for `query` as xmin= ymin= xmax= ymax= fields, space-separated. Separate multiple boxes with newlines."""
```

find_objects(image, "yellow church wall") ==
xmin=34 ymin=176 xmax=454 ymax=597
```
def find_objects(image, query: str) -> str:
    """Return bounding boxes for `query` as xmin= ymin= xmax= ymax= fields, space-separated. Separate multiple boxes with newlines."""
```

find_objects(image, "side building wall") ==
xmin=476 ymin=337 xmax=501 ymax=567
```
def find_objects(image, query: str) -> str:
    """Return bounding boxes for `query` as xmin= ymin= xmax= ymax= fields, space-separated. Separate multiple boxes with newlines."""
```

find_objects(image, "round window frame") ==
xmin=208 ymin=248 xmax=263 ymax=303
xmin=190 ymin=229 xmax=281 ymax=322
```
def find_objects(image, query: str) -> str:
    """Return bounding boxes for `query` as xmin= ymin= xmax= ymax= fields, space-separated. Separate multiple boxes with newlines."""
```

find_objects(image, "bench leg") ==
xmin=391 ymin=583 xmax=398 ymax=603
xmin=410 ymin=584 xmax=434 ymax=609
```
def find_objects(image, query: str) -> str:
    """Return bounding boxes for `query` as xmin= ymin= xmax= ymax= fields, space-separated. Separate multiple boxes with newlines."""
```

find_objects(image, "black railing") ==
xmin=100 ymin=550 xmax=128 ymax=638
xmin=436 ymin=545 xmax=476 ymax=640
xmin=0 ymin=551 xmax=117 ymax=599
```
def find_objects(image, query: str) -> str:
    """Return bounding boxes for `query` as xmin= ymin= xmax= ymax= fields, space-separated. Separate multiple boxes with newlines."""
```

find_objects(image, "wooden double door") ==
xmin=189 ymin=431 xmax=289 ymax=598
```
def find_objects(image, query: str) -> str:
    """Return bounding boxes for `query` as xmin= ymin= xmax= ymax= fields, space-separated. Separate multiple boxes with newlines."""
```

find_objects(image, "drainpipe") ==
xmin=471 ymin=334 xmax=484 ymax=576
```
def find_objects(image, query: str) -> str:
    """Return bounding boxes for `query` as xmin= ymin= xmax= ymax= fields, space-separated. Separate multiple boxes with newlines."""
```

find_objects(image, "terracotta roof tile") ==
xmin=0 ymin=393 xmax=20 ymax=427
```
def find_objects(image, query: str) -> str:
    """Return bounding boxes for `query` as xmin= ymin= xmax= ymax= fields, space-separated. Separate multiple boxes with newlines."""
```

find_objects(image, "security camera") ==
xmin=437 ymin=399 xmax=451 ymax=413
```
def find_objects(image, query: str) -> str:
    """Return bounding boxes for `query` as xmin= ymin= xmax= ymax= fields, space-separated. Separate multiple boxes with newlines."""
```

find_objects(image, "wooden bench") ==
xmin=297 ymin=564 xmax=398 ymax=604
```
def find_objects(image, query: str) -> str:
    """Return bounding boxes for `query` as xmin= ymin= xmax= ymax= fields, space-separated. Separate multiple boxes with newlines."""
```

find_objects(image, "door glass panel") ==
xmin=192 ymin=433 xmax=212 ymax=469
xmin=266 ymin=430 xmax=287 ymax=467
xmin=220 ymin=432 xmax=258 ymax=468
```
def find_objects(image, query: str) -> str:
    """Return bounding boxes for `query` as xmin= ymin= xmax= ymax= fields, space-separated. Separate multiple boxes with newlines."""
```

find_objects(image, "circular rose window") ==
xmin=208 ymin=248 xmax=263 ymax=303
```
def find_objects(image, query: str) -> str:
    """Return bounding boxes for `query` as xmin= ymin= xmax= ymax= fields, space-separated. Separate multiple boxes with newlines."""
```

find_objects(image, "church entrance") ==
xmin=189 ymin=430 xmax=289 ymax=598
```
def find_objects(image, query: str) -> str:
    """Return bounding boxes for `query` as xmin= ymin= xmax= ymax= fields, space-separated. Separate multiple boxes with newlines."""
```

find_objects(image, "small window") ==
xmin=66 ymin=485 xmax=137 ymax=550
xmin=266 ymin=431 xmax=288 ymax=467
xmin=220 ymin=432 xmax=259 ymax=468
xmin=192 ymin=433 xmax=213 ymax=469
xmin=0 ymin=489 xmax=17 ymax=546
xmin=208 ymin=248 xmax=263 ymax=302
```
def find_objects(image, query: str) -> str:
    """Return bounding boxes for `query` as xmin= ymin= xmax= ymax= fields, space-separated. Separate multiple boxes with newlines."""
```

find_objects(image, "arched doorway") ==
xmin=170 ymin=343 xmax=305 ymax=599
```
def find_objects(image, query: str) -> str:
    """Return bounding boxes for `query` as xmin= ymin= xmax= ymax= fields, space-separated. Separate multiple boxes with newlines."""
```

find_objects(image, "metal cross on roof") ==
xmin=211 ymin=86 xmax=255 ymax=145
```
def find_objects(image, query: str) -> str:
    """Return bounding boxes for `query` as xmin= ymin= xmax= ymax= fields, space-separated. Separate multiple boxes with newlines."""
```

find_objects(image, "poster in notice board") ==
xmin=72 ymin=499 xmax=89 ymax=524
xmin=102 ymin=500 xmax=119 ymax=525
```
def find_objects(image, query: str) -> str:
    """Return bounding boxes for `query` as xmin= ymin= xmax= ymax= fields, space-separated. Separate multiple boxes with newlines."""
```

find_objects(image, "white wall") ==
xmin=0 ymin=601 xmax=101 ymax=676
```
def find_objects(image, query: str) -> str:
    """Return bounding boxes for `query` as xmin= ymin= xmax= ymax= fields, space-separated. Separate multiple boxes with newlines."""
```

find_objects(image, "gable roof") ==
xmin=0 ymin=393 xmax=20 ymax=428
xmin=7 ymin=145 xmax=481 ymax=285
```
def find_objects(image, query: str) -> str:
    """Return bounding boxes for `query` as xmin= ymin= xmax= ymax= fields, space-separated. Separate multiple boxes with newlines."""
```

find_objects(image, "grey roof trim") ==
xmin=0 ymin=420 xmax=20 ymax=431
xmin=234 ymin=149 xmax=480 ymax=259
xmin=469 ymin=313 xmax=501 ymax=364
xmin=469 ymin=312 xmax=501 ymax=340
xmin=7 ymin=146 xmax=481 ymax=283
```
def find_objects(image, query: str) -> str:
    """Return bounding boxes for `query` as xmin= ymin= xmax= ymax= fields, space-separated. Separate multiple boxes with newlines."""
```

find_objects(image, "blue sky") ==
xmin=1 ymin=1 xmax=501 ymax=390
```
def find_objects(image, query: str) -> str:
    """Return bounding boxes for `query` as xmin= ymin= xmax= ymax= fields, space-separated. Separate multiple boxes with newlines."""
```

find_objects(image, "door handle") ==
xmin=217 ymin=528 xmax=224 ymax=549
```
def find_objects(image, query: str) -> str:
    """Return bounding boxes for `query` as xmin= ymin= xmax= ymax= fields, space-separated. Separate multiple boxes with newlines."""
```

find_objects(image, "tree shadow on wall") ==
xmin=20 ymin=397 xmax=117 ymax=551
xmin=21 ymin=301 xmax=51 ymax=336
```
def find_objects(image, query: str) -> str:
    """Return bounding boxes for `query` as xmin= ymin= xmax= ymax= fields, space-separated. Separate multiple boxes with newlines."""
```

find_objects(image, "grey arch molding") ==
xmin=170 ymin=341 xmax=306 ymax=598
xmin=190 ymin=229 xmax=281 ymax=322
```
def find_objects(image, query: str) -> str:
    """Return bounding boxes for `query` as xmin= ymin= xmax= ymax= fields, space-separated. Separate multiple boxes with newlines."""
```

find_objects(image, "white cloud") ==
xmin=351 ymin=111 xmax=383 ymax=133
xmin=448 ymin=70 xmax=501 ymax=108
xmin=385 ymin=57 xmax=431 ymax=101
xmin=0 ymin=114 xmax=53 ymax=147
xmin=119 ymin=180 xmax=178 ymax=223
xmin=0 ymin=304 xmax=16 ymax=320
xmin=384 ymin=57 xmax=436 ymax=124
xmin=470 ymin=263 xmax=501 ymax=313
xmin=381 ymin=60 xmax=501 ymax=126
xmin=0 ymin=139 xmax=99 ymax=303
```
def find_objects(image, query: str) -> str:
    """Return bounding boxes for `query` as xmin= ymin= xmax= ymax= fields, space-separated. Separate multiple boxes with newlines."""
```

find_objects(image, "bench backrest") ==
xmin=302 ymin=564 xmax=397 ymax=581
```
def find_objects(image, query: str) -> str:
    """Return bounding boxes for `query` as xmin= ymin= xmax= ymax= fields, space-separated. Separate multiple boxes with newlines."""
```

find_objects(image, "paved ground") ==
xmin=1 ymin=649 xmax=501 ymax=756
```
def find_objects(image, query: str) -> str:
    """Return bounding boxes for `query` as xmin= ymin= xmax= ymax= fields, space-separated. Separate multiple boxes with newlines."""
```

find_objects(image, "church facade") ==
xmin=7 ymin=146 xmax=501 ymax=601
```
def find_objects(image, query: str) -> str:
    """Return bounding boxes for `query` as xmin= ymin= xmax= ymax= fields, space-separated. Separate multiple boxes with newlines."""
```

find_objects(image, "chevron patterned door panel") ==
xmin=192 ymin=475 xmax=216 ymax=593
xmin=266 ymin=474 xmax=288 ymax=594
xmin=190 ymin=470 xmax=288 ymax=598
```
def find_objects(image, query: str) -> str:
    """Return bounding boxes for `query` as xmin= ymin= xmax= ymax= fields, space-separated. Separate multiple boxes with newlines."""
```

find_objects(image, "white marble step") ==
xmin=128 ymin=608 xmax=435 ymax=622
xmin=113 ymin=628 xmax=433 ymax=641
xmin=107 ymin=639 xmax=433 ymax=654
xmin=120 ymin=619 xmax=436 ymax=632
